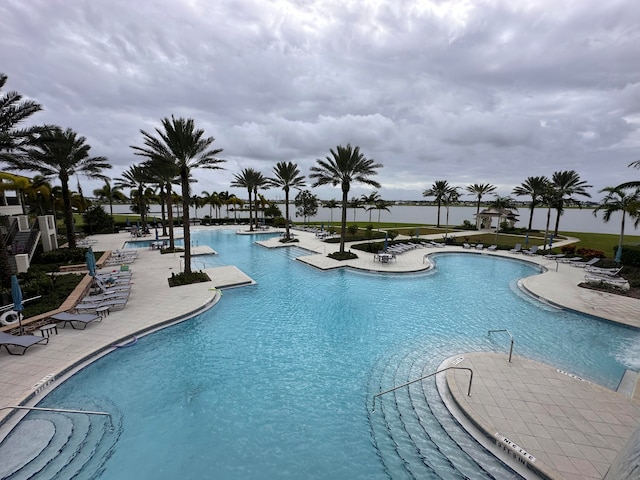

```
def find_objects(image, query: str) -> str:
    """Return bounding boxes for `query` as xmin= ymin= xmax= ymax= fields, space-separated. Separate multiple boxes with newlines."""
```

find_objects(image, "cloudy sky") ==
xmin=2 ymin=0 xmax=639 ymax=202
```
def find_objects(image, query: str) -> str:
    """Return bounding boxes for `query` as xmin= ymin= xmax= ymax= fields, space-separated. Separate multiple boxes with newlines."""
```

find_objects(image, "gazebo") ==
xmin=475 ymin=207 xmax=519 ymax=230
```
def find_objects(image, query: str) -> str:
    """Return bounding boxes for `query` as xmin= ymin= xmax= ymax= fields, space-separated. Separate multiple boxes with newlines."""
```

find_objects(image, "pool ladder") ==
xmin=0 ymin=405 xmax=113 ymax=429
xmin=371 ymin=366 xmax=473 ymax=413
xmin=488 ymin=329 xmax=514 ymax=363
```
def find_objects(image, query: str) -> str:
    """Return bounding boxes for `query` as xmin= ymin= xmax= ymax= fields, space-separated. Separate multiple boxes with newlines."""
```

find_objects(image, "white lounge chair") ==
xmin=475 ymin=244 xmax=484 ymax=250
xmin=522 ymin=245 xmax=539 ymax=256
xmin=570 ymin=258 xmax=600 ymax=268
xmin=584 ymin=266 xmax=623 ymax=277
xmin=487 ymin=245 xmax=498 ymax=251
xmin=584 ymin=274 xmax=629 ymax=290
xmin=462 ymin=243 xmax=471 ymax=249
xmin=543 ymin=253 xmax=565 ymax=260
xmin=509 ymin=244 xmax=522 ymax=253
xmin=51 ymin=312 xmax=102 ymax=329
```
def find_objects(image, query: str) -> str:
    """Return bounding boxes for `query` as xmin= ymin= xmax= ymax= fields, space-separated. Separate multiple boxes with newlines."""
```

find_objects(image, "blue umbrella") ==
xmin=415 ymin=228 xmax=420 ymax=238
xmin=10 ymin=275 xmax=24 ymax=335
xmin=524 ymin=232 xmax=529 ymax=247
xmin=548 ymin=234 xmax=554 ymax=249
xmin=615 ymin=245 xmax=622 ymax=264
xmin=85 ymin=246 xmax=97 ymax=277
xmin=383 ymin=232 xmax=388 ymax=252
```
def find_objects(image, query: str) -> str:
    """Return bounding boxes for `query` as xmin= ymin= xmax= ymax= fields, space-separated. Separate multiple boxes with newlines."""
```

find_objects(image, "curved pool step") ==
xmin=368 ymin=344 xmax=522 ymax=479
xmin=0 ymin=418 xmax=58 ymax=479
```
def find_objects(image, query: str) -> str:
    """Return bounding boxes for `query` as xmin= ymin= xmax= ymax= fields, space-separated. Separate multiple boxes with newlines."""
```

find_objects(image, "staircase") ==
xmin=0 ymin=399 xmax=122 ymax=480
xmin=367 ymin=345 xmax=525 ymax=479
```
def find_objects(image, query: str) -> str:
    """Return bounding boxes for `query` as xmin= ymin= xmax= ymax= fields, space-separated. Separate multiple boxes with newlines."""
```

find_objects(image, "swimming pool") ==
xmin=17 ymin=230 xmax=640 ymax=478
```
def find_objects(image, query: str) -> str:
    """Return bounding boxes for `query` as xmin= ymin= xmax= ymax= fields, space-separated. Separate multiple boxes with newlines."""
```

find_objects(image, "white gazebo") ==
xmin=475 ymin=207 xmax=519 ymax=230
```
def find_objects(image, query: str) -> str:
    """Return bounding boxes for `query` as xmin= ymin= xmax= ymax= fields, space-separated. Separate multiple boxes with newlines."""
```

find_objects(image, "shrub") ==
xmin=168 ymin=271 xmax=210 ymax=287
xmin=575 ymin=248 xmax=605 ymax=259
xmin=347 ymin=224 xmax=359 ymax=237
xmin=82 ymin=205 xmax=115 ymax=234
xmin=328 ymin=251 xmax=358 ymax=261
xmin=560 ymin=245 xmax=576 ymax=255
xmin=618 ymin=244 xmax=640 ymax=267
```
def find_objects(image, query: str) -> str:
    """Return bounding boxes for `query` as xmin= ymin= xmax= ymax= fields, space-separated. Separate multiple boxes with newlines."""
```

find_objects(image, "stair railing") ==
xmin=0 ymin=405 xmax=112 ymax=429
xmin=371 ymin=366 xmax=473 ymax=413
xmin=488 ymin=329 xmax=514 ymax=363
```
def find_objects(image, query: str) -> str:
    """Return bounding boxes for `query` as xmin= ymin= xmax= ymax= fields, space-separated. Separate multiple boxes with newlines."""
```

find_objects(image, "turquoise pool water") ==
xmin=35 ymin=230 xmax=640 ymax=479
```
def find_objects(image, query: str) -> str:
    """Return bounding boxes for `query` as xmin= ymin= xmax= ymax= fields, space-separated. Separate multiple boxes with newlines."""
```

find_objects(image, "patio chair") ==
xmin=584 ymin=266 xmax=623 ymax=277
xmin=94 ymin=277 xmax=132 ymax=294
xmin=557 ymin=256 xmax=582 ymax=263
xmin=462 ymin=243 xmax=471 ymax=249
xmin=543 ymin=253 xmax=565 ymax=260
xmin=570 ymin=258 xmax=600 ymax=268
xmin=0 ymin=331 xmax=49 ymax=355
xmin=522 ymin=245 xmax=539 ymax=256
xmin=509 ymin=244 xmax=522 ymax=253
xmin=487 ymin=245 xmax=498 ymax=251
xmin=429 ymin=241 xmax=445 ymax=248
xmin=584 ymin=274 xmax=629 ymax=290
xmin=475 ymin=244 xmax=484 ymax=250
xmin=51 ymin=312 xmax=102 ymax=329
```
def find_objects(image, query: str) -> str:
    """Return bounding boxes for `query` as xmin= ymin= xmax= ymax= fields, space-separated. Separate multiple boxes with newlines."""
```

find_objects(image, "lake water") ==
xmin=108 ymin=204 xmax=633 ymax=235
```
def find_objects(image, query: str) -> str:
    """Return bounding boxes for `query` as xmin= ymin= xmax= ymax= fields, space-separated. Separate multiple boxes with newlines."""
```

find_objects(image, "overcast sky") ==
xmin=2 ymin=0 xmax=639 ymax=202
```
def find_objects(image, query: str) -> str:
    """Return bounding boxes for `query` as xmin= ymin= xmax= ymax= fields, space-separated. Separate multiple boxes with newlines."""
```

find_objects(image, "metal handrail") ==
xmin=488 ymin=329 xmax=514 ymax=363
xmin=2 ymin=218 xmax=19 ymax=246
xmin=371 ymin=366 xmax=473 ymax=413
xmin=1 ymin=405 xmax=112 ymax=431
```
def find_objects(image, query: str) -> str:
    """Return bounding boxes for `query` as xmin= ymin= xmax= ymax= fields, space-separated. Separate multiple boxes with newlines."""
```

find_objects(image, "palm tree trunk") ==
xmin=436 ymin=201 xmax=442 ymax=227
xmin=166 ymin=184 xmax=175 ymax=249
xmin=543 ymin=206 xmax=552 ymax=248
xmin=160 ymin=185 xmax=167 ymax=236
xmin=340 ymin=190 xmax=348 ymax=253
xmin=553 ymin=205 xmax=562 ymax=237
xmin=618 ymin=212 xmax=626 ymax=256
xmin=60 ymin=175 xmax=75 ymax=248
xmin=181 ymin=174 xmax=191 ymax=274
xmin=247 ymin=189 xmax=253 ymax=231
xmin=284 ymin=188 xmax=290 ymax=240
xmin=528 ymin=205 xmax=534 ymax=231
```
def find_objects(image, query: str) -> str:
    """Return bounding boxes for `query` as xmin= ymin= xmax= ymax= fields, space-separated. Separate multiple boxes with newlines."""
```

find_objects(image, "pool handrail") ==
xmin=488 ymin=329 xmax=514 ymax=363
xmin=371 ymin=366 xmax=473 ymax=413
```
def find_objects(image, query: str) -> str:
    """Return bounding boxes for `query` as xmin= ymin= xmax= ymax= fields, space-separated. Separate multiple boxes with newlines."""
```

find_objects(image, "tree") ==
xmin=373 ymin=199 xmax=391 ymax=227
xmin=83 ymin=204 xmax=114 ymax=234
xmin=11 ymin=127 xmax=110 ymax=248
xmin=231 ymin=168 xmax=261 ymax=231
xmin=116 ymin=165 xmax=150 ymax=232
xmin=310 ymin=144 xmax=382 ymax=254
xmin=512 ymin=176 xmax=549 ymax=231
xmin=252 ymin=173 xmax=270 ymax=228
xmin=323 ymin=199 xmax=339 ymax=225
xmin=490 ymin=195 xmax=518 ymax=242
xmin=294 ymin=189 xmax=318 ymax=224
xmin=616 ymin=160 xmax=640 ymax=190
xmin=132 ymin=116 xmax=225 ymax=275
xmin=267 ymin=161 xmax=306 ymax=240
xmin=202 ymin=190 xmax=222 ymax=219
xmin=466 ymin=183 xmax=496 ymax=218
xmin=550 ymin=170 xmax=592 ymax=236
xmin=145 ymin=156 xmax=180 ymax=242
xmin=93 ymin=179 xmax=127 ymax=230
xmin=361 ymin=191 xmax=381 ymax=223
xmin=423 ymin=180 xmax=456 ymax=227
xmin=442 ymin=188 xmax=460 ymax=236
xmin=348 ymin=196 xmax=365 ymax=222
xmin=593 ymin=186 xmax=640 ymax=260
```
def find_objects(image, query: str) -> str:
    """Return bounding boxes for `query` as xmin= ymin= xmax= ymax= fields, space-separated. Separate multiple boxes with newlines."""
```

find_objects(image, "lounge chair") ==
xmin=487 ymin=245 xmax=498 ymax=251
xmin=509 ymin=244 xmax=522 ymax=253
xmin=462 ymin=243 xmax=471 ymax=249
xmin=0 ymin=331 xmax=49 ymax=355
xmin=76 ymin=298 xmax=128 ymax=313
xmin=570 ymin=258 xmax=600 ymax=268
xmin=558 ymin=256 xmax=582 ymax=263
xmin=94 ymin=277 xmax=132 ymax=294
xmin=429 ymin=241 xmax=445 ymax=248
xmin=522 ymin=245 xmax=539 ymax=256
xmin=584 ymin=266 xmax=623 ymax=277
xmin=475 ymin=244 xmax=484 ymax=250
xmin=51 ymin=312 xmax=102 ymax=329
xmin=584 ymin=274 xmax=629 ymax=290
xmin=81 ymin=291 xmax=130 ymax=303
xmin=543 ymin=253 xmax=565 ymax=260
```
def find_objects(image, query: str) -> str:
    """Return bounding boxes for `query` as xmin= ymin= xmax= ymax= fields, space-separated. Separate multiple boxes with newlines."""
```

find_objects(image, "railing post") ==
xmin=488 ymin=329 xmax=514 ymax=363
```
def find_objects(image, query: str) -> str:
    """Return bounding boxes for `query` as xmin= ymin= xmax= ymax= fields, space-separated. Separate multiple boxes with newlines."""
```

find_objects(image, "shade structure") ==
xmin=85 ymin=246 xmax=97 ymax=277
xmin=615 ymin=245 xmax=622 ymax=264
xmin=10 ymin=275 xmax=25 ymax=335
xmin=383 ymin=232 xmax=388 ymax=252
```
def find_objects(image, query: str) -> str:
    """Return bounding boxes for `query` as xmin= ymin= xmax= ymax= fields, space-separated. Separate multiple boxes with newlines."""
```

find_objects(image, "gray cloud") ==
xmin=2 ymin=0 xmax=639 ymax=201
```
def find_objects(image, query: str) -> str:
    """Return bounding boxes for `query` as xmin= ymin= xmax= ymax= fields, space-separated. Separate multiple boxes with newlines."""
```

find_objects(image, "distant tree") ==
xmin=83 ymin=204 xmax=114 ymax=234
xmin=231 ymin=168 xmax=261 ymax=231
xmin=593 ymin=186 xmax=640 ymax=260
xmin=512 ymin=176 xmax=549 ymax=231
xmin=550 ymin=170 xmax=592 ymax=236
xmin=144 ymin=156 xmax=180 ymax=245
xmin=348 ymin=196 xmax=365 ymax=222
xmin=294 ymin=190 xmax=318 ymax=224
xmin=310 ymin=144 xmax=382 ymax=253
xmin=361 ymin=191 xmax=381 ymax=223
xmin=423 ymin=180 xmax=456 ymax=227
xmin=466 ymin=183 xmax=496 ymax=218
xmin=116 ymin=165 xmax=150 ymax=232
xmin=93 ymin=179 xmax=127 ymax=230
xmin=374 ymin=199 xmax=391 ymax=227
xmin=267 ymin=161 xmax=306 ymax=240
xmin=323 ymin=198 xmax=339 ymax=224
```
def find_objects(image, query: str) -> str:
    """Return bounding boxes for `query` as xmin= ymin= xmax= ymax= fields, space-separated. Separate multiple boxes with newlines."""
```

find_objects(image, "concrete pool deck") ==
xmin=1 ymin=226 xmax=639 ymax=479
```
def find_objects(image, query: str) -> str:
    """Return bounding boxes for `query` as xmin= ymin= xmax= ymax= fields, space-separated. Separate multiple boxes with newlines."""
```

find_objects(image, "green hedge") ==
xmin=618 ymin=244 xmax=640 ymax=267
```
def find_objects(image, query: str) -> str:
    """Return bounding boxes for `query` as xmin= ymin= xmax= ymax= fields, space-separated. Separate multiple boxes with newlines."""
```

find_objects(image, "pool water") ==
xmin=35 ymin=230 xmax=640 ymax=479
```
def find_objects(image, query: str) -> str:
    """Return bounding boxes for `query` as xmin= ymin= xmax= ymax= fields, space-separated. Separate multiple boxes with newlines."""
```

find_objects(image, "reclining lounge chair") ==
xmin=0 ymin=331 xmax=49 ymax=355
xmin=51 ymin=312 xmax=102 ymax=329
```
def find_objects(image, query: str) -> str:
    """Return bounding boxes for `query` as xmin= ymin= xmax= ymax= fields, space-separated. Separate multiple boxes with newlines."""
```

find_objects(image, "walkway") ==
xmin=1 ymin=226 xmax=638 ymax=480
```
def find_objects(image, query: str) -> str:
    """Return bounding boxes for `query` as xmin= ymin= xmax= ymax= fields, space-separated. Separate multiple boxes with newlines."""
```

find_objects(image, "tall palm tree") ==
xmin=116 ymin=165 xmax=150 ymax=233
xmin=132 ymin=116 xmax=225 ymax=275
xmin=349 ymin=196 xmax=365 ymax=222
xmin=11 ymin=127 xmax=110 ymax=247
xmin=145 ymin=156 xmax=180 ymax=242
xmin=550 ymin=170 xmax=592 ymax=236
xmin=252 ymin=172 xmax=269 ymax=228
xmin=231 ymin=168 xmax=261 ymax=231
xmin=374 ymin=199 xmax=391 ymax=227
xmin=512 ymin=176 xmax=549 ymax=231
xmin=323 ymin=199 xmax=339 ymax=225
xmin=202 ymin=190 xmax=222 ymax=219
xmin=616 ymin=160 xmax=640 ymax=190
xmin=490 ymin=195 xmax=518 ymax=242
xmin=442 ymin=187 xmax=460 ymax=236
xmin=423 ymin=180 xmax=455 ymax=227
xmin=466 ymin=183 xmax=496 ymax=219
xmin=361 ymin=191 xmax=381 ymax=223
xmin=593 ymin=186 xmax=640 ymax=260
xmin=93 ymin=179 xmax=127 ymax=230
xmin=310 ymin=144 xmax=382 ymax=254
xmin=267 ymin=161 xmax=306 ymax=240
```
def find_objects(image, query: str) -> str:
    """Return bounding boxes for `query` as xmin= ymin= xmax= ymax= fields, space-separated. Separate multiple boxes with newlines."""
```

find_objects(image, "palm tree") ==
xmin=11 ymin=127 xmax=110 ymax=247
xmin=361 ymin=191 xmax=381 ymax=223
xmin=231 ymin=168 xmax=261 ymax=231
xmin=616 ymin=160 xmax=640 ymax=190
xmin=132 ymin=116 xmax=225 ymax=275
xmin=202 ymin=190 xmax=222 ymax=219
xmin=267 ymin=161 xmax=306 ymax=240
xmin=93 ymin=179 xmax=126 ymax=230
xmin=593 ymin=186 xmax=640 ymax=261
xmin=252 ymin=172 xmax=270 ymax=228
xmin=145 ymin=156 xmax=180 ymax=242
xmin=310 ymin=144 xmax=382 ymax=254
xmin=323 ymin=199 xmax=339 ymax=225
xmin=512 ymin=176 xmax=549 ymax=231
xmin=442 ymin=187 xmax=460 ymax=237
xmin=550 ymin=170 xmax=592 ymax=236
xmin=116 ymin=165 xmax=150 ymax=233
xmin=374 ymin=199 xmax=391 ymax=227
xmin=490 ymin=195 xmax=518 ymax=242
xmin=466 ymin=183 xmax=496 ymax=219
xmin=423 ymin=180 xmax=455 ymax=227
xmin=348 ymin=196 xmax=365 ymax=222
